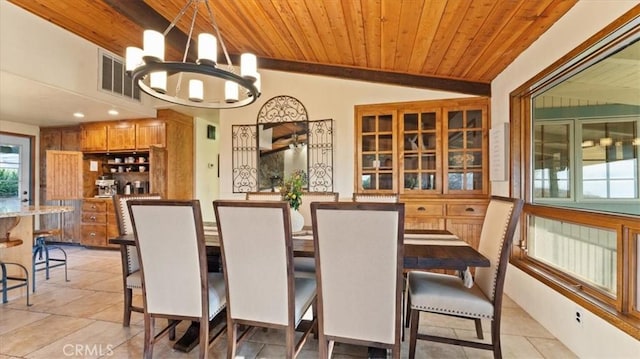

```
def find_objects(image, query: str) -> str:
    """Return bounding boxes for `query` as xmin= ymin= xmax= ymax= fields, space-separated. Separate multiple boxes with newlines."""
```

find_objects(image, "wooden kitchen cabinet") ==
xmin=107 ymin=121 xmax=136 ymax=151
xmin=81 ymin=123 xmax=108 ymax=152
xmin=354 ymin=97 xmax=490 ymax=247
xmin=81 ymin=198 xmax=118 ymax=248
xmin=136 ymin=119 xmax=166 ymax=150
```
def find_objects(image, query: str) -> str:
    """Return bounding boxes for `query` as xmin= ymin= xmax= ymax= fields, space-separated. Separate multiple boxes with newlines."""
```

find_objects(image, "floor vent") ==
xmin=99 ymin=50 xmax=141 ymax=102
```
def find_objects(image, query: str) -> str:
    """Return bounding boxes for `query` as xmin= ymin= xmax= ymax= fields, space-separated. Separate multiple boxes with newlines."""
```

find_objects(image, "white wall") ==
xmin=194 ymin=115 xmax=220 ymax=222
xmin=493 ymin=1 xmax=640 ymax=357
xmin=216 ymin=69 xmax=471 ymax=200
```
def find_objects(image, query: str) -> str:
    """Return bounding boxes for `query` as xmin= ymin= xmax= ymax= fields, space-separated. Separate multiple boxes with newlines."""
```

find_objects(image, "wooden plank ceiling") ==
xmin=8 ymin=0 xmax=578 ymax=96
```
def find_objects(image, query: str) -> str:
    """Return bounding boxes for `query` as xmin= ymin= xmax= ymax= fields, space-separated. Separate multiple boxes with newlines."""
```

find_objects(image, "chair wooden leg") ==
xmin=409 ymin=309 xmax=419 ymax=359
xmin=143 ymin=315 xmax=154 ymax=359
xmin=285 ymin=326 xmax=295 ymax=359
xmin=474 ymin=318 xmax=484 ymax=339
xmin=491 ymin=320 xmax=502 ymax=359
xmin=199 ymin=319 xmax=209 ymax=359
xmin=168 ymin=320 xmax=176 ymax=340
xmin=404 ymin=291 xmax=412 ymax=328
xmin=226 ymin=322 xmax=237 ymax=359
xmin=318 ymin=333 xmax=328 ymax=359
xmin=123 ymin=288 xmax=133 ymax=327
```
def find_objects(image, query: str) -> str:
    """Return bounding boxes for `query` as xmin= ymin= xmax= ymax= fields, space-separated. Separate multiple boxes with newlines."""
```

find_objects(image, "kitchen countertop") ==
xmin=0 ymin=205 xmax=75 ymax=218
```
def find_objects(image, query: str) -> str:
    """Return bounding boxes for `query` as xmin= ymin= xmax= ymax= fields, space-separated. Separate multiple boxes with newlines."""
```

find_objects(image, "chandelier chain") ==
xmin=204 ymin=0 xmax=233 ymax=71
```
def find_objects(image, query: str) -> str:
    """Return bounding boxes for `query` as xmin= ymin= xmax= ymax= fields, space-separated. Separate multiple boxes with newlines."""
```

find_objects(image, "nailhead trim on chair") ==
xmin=411 ymin=304 xmax=493 ymax=319
xmin=485 ymin=205 xmax=514 ymax=299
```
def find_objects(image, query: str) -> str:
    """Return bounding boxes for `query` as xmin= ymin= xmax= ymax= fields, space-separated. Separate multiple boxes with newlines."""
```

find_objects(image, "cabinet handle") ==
xmin=90 ymin=216 xmax=96 ymax=221
xmin=90 ymin=232 xmax=96 ymax=236
xmin=465 ymin=207 xmax=475 ymax=212
xmin=417 ymin=207 xmax=426 ymax=211
xmin=91 ymin=205 xmax=97 ymax=209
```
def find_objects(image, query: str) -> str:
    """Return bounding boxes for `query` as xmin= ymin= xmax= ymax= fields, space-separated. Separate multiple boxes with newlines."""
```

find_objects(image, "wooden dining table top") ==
xmin=110 ymin=227 xmax=489 ymax=271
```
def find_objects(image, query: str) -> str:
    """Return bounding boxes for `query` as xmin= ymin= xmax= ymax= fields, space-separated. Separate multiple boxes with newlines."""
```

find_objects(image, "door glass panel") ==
xmin=467 ymin=130 xmax=483 ymax=148
xmin=361 ymin=173 xmax=376 ymax=189
xmin=448 ymin=111 xmax=463 ymax=129
xmin=404 ymin=173 xmax=418 ymax=190
xmin=379 ymin=134 xmax=393 ymax=151
xmin=362 ymin=154 xmax=376 ymax=169
xmin=0 ymin=134 xmax=30 ymax=208
xmin=379 ymin=115 xmax=393 ymax=132
xmin=449 ymin=133 xmax=464 ymax=149
xmin=421 ymin=112 xmax=436 ymax=130
xmin=404 ymin=155 xmax=418 ymax=170
xmin=421 ymin=154 xmax=436 ymax=170
xmin=448 ymin=172 xmax=462 ymax=190
xmin=361 ymin=116 xmax=376 ymax=132
xmin=404 ymin=113 xmax=418 ymax=131
xmin=404 ymin=134 xmax=419 ymax=151
xmin=362 ymin=135 xmax=376 ymax=152
xmin=466 ymin=110 xmax=482 ymax=128
xmin=421 ymin=134 xmax=436 ymax=150
xmin=379 ymin=173 xmax=393 ymax=190
xmin=421 ymin=173 xmax=435 ymax=190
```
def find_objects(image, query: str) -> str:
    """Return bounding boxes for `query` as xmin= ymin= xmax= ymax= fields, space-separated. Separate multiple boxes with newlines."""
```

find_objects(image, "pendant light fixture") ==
xmin=125 ymin=0 xmax=261 ymax=109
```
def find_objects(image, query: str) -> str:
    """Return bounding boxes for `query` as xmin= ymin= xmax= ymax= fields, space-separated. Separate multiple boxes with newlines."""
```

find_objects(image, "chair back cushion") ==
xmin=245 ymin=192 xmax=283 ymax=201
xmin=474 ymin=197 xmax=524 ymax=302
xmin=128 ymin=200 xmax=207 ymax=318
xmin=352 ymin=193 xmax=399 ymax=203
xmin=298 ymin=192 xmax=339 ymax=227
xmin=312 ymin=202 xmax=404 ymax=345
xmin=214 ymin=200 xmax=293 ymax=325
xmin=113 ymin=194 xmax=162 ymax=273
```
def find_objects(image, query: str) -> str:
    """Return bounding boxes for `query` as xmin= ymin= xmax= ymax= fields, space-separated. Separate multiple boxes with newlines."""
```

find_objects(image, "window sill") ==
xmin=510 ymin=257 xmax=640 ymax=341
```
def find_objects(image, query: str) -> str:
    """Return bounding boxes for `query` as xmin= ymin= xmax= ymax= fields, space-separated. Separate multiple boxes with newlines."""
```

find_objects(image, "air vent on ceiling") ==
xmin=99 ymin=50 xmax=140 ymax=102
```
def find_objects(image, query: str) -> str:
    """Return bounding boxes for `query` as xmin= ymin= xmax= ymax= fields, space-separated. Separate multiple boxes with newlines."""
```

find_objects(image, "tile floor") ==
xmin=0 ymin=245 xmax=578 ymax=358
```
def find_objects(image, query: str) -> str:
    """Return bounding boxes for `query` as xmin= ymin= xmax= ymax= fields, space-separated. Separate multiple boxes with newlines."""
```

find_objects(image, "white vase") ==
xmin=290 ymin=208 xmax=304 ymax=232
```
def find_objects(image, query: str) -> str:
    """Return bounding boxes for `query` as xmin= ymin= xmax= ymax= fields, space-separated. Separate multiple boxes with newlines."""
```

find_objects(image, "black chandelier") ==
xmin=125 ymin=0 xmax=261 ymax=109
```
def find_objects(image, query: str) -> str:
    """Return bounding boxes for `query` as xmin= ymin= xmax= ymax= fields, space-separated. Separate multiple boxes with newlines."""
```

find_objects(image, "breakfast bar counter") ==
xmin=0 ymin=205 xmax=74 ymax=300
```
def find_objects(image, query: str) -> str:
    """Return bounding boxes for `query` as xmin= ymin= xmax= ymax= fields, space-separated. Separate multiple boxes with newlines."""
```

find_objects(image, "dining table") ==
xmin=110 ymin=226 xmax=489 ymax=272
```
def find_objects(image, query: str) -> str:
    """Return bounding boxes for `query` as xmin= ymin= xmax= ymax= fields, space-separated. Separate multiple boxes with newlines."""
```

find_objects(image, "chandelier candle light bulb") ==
xmin=189 ymin=79 xmax=204 ymax=102
xmin=143 ymin=30 xmax=164 ymax=62
xmin=225 ymin=81 xmax=239 ymax=103
xmin=150 ymin=71 xmax=167 ymax=93
xmin=197 ymin=33 xmax=217 ymax=65
xmin=125 ymin=47 xmax=143 ymax=72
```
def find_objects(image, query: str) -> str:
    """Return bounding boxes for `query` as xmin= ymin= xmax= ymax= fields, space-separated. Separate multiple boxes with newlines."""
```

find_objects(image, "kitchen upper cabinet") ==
xmin=136 ymin=120 xmax=166 ymax=150
xmin=81 ymin=123 xmax=108 ymax=152
xmin=107 ymin=122 xmax=136 ymax=151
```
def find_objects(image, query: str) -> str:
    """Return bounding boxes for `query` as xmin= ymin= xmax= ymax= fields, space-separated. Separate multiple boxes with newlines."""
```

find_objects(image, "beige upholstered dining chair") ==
xmin=128 ymin=199 xmax=226 ymax=359
xmin=406 ymin=196 xmax=524 ymax=359
xmin=213 ymin=200 xmax=317 ymax=359
xmin=352 ymin=192 xmax=399 ymax=203
xmin=293 ymin=192 xmax=339 ymax=277
xmin=245 ymin=191 xmax=283 ymax=201
xmin=311 ymin=202 xmax=405 ymax=359
xmin=112 ymin=194 xmax=161 ymax=327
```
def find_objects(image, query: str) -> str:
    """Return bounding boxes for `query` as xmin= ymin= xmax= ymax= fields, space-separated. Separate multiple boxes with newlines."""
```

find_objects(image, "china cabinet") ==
xmin=354 ymin=97 xmax=490 ymax=247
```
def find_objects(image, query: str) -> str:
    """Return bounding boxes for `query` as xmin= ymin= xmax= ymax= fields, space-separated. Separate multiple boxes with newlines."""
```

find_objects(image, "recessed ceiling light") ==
xmin=108 ymin=109 xmax=119 ymax=116
xmin=73 ymin=112 xmax=85 ymax=118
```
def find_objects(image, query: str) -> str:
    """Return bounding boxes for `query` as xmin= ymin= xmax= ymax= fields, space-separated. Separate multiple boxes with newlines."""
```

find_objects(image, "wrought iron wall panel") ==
xmin=232 ymin=125 xmax=257 ymax=193
xmin=308 ymin=119 xmax=334 ymax=191
xmin=257 ymin=95 xmax=308 ymax=123
xmin=232 ymin=95 xmax=334 ymax=193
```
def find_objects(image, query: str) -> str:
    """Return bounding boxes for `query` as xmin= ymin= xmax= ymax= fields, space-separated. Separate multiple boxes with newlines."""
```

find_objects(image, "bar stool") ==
xmin=32 ymin=228 xmax=68 ymax=291
xmin=1 ymin=238 xmax=31 ymax=306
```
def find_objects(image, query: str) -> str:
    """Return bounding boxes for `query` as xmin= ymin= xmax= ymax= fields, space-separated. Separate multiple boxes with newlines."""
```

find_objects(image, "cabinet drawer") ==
xmin=82 ymin=213 xmax=107 ymax=224
xmin=446 ymin=204 xmax=487 ymax=217
xmin=404 ymin=203 xmax=443 ymax=216
xmin=405 ymin=216 xmax=444 ymax=230
xmin=82 ymin=201 xmax=107 ymax=212
xmin=81 ymin=225 xmax=107 ymax=247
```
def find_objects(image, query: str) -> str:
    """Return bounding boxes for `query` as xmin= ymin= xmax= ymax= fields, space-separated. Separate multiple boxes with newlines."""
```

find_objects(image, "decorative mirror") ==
xmin=232 ymin=95 xmax=333 ymax=192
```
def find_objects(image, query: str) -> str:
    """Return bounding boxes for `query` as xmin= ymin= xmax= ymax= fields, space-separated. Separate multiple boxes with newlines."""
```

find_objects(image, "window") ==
xmin=510 ymin=12 xmax=640 ymax=339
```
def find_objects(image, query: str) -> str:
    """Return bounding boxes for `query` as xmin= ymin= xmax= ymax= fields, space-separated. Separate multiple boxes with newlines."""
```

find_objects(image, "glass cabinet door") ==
xmin=444 ymin=107 xmax=487 ymax=193
xmin=357 ymin=111 xmax=396 ymax=191
xmin=399 ymin=110 xmax=439 ymax=193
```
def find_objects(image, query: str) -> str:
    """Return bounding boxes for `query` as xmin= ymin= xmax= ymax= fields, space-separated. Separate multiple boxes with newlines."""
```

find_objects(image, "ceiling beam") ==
xmin=103 ymin=0 xmax=490 ymax=96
